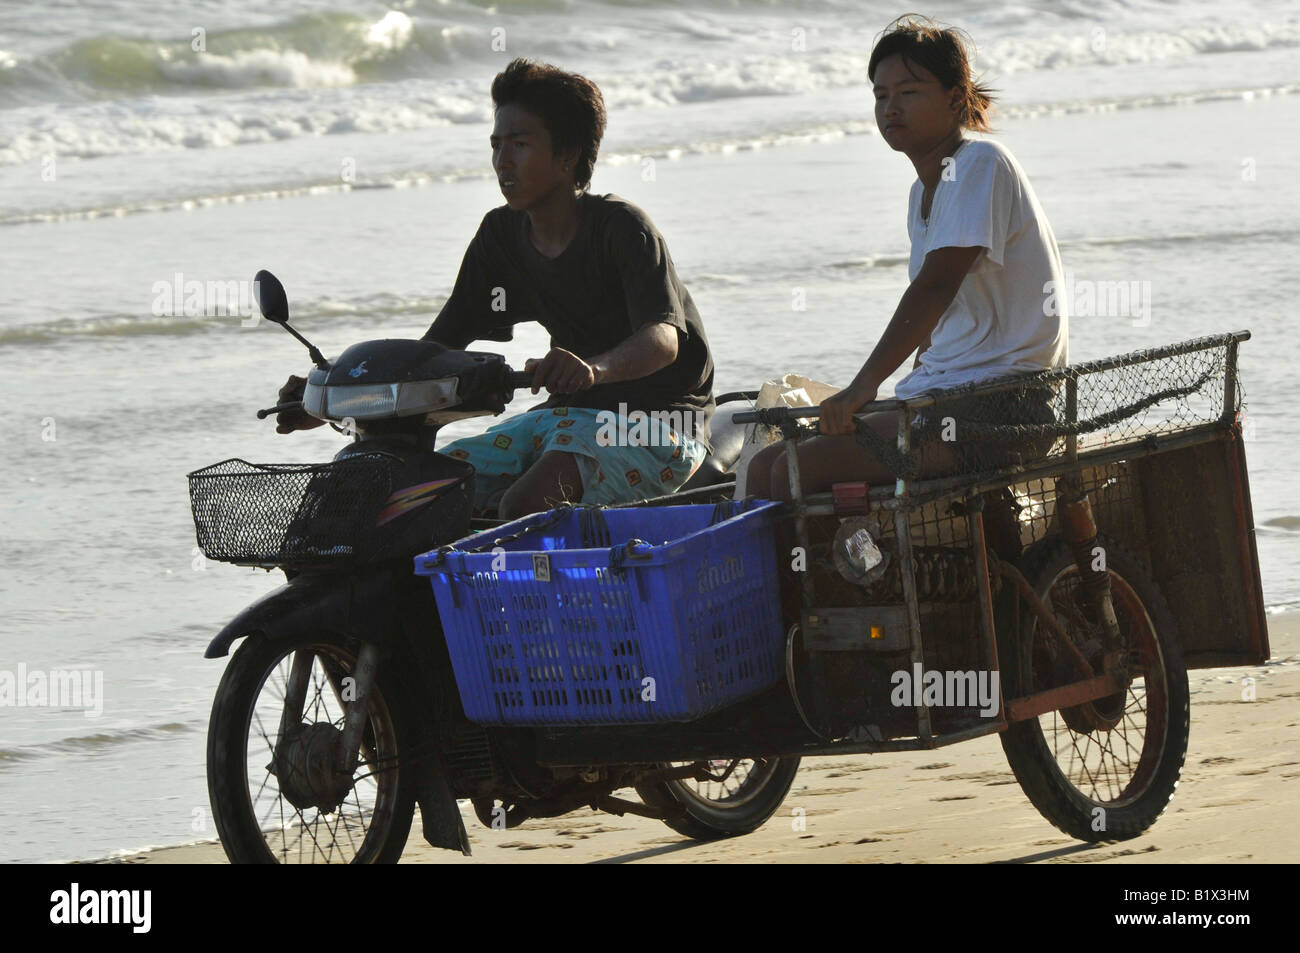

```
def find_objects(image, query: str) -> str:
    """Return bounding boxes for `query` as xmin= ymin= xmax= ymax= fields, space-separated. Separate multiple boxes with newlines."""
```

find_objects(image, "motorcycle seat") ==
xmin=680 ymin=409 xmax=748 ymax=491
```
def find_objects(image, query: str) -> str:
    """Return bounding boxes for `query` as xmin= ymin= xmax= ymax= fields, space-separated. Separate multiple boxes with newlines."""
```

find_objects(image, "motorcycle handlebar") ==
xmin=258 ymin=401 xmax=302 ymax=420
xmin=261 ymin=365 xmax=532 ymax=421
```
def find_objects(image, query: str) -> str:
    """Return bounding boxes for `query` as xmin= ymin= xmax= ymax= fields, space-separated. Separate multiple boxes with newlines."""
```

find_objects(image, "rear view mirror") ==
xmin=254 ymin=270 xmax=289 ymax=324
xmin=251 ymin=269 xmax=330 ymax=370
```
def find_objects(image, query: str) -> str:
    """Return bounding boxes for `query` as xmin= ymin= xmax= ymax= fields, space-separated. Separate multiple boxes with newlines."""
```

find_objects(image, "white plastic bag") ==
xmin=733 ymin=373 xmax=841 ymax=497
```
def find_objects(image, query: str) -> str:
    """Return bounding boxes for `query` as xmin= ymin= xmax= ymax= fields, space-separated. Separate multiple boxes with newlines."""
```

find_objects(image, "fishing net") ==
xmin=842 ymin=335 xmax=1242 ymax=480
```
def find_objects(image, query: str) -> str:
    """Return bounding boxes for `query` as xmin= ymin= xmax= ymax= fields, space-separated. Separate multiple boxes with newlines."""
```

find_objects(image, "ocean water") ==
xmin=1 ymin=0 xmax=1298 ymax=863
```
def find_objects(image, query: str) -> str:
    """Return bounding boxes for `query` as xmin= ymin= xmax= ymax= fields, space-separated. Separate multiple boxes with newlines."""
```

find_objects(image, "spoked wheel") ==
xmin=1000 ymin=537 xmax=1189 ymax=842
xmin=207 ymin=632 xmax=415 ymax=864
xmin=634 ymin=757 xmax=800 ymax=840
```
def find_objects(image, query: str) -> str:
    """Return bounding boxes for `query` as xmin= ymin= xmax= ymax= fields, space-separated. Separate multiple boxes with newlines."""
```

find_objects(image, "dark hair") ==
xmin=491 ymin=58 xmax=607 ymax=192
xmin=868 ymin=15 xmax=996 ymax=133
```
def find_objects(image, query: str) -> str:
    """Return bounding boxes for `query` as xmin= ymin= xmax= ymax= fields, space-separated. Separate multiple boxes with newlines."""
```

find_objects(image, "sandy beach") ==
xmin=109 ymin=610 xmax=1299 ymax=865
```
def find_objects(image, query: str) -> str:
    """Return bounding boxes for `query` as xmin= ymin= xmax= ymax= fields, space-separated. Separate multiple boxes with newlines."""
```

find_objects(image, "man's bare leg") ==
xmin=498 ymin=450 xmax=584 ymax=520
xmin=743 ymin=410 xmax=958 ymax=503
xmin=741 ymin=411 xmax=958 ymax=624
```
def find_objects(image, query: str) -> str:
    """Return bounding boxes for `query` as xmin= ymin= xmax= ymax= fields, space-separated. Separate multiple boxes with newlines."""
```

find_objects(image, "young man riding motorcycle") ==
xmin=278 ymin=58 xmax=715 ymax=520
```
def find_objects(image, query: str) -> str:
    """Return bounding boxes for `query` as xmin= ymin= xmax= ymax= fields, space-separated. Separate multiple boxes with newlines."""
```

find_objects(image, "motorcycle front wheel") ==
xmin=207 ymin=632 xmax=415 ymax=864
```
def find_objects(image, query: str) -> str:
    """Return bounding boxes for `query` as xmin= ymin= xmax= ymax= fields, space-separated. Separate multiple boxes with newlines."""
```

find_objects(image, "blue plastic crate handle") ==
xmin=609 ymin=538 xmax=652 ymax=575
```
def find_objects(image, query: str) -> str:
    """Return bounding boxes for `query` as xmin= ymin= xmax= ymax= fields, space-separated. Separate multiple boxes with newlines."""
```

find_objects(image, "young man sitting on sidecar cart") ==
xmin=745 ymin=17 xmax=1065 ymax=502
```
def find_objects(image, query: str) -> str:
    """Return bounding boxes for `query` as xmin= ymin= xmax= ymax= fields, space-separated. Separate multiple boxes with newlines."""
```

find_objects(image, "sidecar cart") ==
xmin=406 ymin=332 xmax=1266 ymax=852
xmin=731 ymin=330 xmax=1267 ymax=842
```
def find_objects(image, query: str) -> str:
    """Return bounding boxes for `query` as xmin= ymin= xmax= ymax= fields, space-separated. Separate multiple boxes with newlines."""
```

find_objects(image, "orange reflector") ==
xmin=870 ymin=625 xmax=884 ymax=640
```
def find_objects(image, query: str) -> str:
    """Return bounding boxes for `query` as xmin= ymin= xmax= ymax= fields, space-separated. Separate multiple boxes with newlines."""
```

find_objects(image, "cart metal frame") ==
xmin=730 ymin=330 xmax=1269 ymax=756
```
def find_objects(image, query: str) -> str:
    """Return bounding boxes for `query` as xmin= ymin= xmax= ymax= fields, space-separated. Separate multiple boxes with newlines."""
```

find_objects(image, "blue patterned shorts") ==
xmin=439 ymin=407 xmax=707 ymax=511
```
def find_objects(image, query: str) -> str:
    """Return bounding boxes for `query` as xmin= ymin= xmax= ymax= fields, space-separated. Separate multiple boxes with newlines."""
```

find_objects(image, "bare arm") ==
xmin=819 ymin=244 xmax=982 ymax=434
xmin=590 ymin=322 xmax=678 ymax=384
xmin=527 ymin=322 xmax=679 ymax=395
xmin=850 ymin=245 xmax=982 ymax=395
xmin=913 ymin=330 xmax=932 ymax=369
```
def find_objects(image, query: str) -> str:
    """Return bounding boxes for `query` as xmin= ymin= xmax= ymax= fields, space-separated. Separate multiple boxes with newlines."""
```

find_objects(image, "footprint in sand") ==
xmin=498 ymin=841 xmax=574 ymax=850
xmin=826 ymin=765 xmax=888 ymax=778
xmin=1061 ymin=845 xmax=1159 ymax=863
xmin=939 ymin=770 xmax=1016 ymax=785
xmin=1199 ymin=756 xmax=1238 ymax=765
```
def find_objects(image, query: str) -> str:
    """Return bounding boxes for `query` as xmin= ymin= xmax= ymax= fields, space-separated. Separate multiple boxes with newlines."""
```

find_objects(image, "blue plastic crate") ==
xmin=414 ymin=500 xmax=785 ymax=726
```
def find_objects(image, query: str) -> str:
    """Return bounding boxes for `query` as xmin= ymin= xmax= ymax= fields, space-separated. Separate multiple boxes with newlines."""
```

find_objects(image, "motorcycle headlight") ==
xmin=314 ymin=378 xmax=462 ymax=421
xmin=396 ymin=378 xmax=460 ymax=414
xmin=325 ymin=383 xmax=399 ymax=419
xmin=302 ymin=381 xmax=326 ymax=418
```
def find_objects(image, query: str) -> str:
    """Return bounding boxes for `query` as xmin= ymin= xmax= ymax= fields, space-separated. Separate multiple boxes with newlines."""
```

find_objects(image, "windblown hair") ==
xmin=491 ymin=58 xmax=607 ymax=191
xmin=868 ymin=15 xmax=996 ymax=133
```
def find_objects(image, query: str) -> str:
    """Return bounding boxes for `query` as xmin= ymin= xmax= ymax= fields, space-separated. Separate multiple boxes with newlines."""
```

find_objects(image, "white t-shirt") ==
xmin=892 ymin=138 xmax=1068 ymax=399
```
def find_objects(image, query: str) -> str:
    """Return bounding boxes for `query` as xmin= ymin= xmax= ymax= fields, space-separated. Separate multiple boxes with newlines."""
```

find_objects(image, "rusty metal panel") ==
xmin=803 ymin=606 xmax=909 ymax=651
xmin=1087 ymin=461 xmax=1152 ymax=570
xmin=1135 ymin=432 xmax=1269 ymax=667
xmin=1005 ymin=672 xmax=1127 ymax=723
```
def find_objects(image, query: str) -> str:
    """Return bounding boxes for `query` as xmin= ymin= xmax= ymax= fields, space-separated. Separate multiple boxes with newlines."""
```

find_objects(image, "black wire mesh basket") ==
xmin=187 ymin=453 xmax=398 ymax=566
xmin=844 ymin=334 xmax=1242 ymax=481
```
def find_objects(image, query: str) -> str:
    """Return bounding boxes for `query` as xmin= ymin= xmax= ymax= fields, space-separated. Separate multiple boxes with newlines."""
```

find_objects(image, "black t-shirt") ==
xmin=422 ymin=192 xmax=714 ymax=450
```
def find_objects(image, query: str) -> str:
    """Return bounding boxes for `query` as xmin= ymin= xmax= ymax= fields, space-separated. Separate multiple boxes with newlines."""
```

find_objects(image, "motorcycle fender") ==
xmin=203 ymin=572 xmax=396 ymax=659
xmin=413 ymin=753 xmax=472 ymax=856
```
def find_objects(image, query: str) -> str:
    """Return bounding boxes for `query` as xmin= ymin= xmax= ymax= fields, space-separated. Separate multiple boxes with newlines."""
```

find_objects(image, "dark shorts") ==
xmin=913 ymin=384 xmax=1058 ymax=473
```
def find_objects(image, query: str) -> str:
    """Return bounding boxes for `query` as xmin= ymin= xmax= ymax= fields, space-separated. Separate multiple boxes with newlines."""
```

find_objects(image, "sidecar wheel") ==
xmin=207 ymin=632 xmax=415 ymax=864
xmin=1000 ymin=537 xmax=1189 ymax=842
xmin=634 ymin=757 xmax=800 ymax=840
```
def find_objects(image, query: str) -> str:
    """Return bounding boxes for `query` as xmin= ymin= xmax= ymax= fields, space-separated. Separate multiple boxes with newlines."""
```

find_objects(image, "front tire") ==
xmin=1000 ymin=537 xmax=1189 ymax=842
xmin=207 ymin=632 xmax=416 ymax=864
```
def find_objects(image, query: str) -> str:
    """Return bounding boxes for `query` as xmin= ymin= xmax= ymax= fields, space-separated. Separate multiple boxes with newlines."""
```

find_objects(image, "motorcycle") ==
xmin=190 ymin=272 xmax=1268 ymax=863
xmin=190 ymin=271 xmax=782 ymax=863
